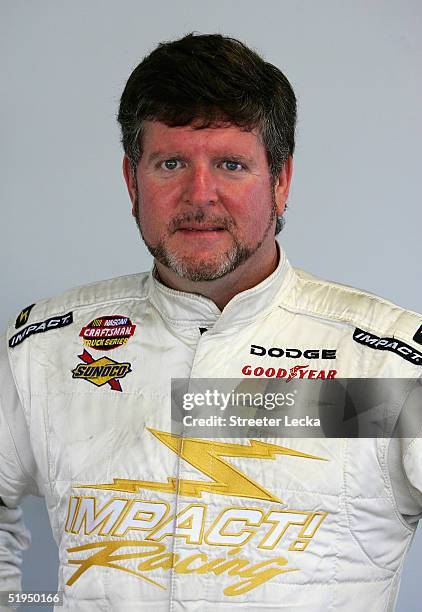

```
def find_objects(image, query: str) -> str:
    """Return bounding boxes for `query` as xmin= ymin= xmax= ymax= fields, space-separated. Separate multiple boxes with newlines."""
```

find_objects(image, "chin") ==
xmin=166 ymin=254 xmax=237 ymax=282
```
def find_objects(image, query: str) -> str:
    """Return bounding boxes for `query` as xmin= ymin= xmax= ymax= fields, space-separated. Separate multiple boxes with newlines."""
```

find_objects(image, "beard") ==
xmin=132 ymin=185 xmax=277 ymax=282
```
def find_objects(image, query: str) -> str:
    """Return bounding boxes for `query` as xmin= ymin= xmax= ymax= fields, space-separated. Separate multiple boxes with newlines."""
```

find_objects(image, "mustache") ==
xmin=168 ymin=209 xmax=235 ymax=233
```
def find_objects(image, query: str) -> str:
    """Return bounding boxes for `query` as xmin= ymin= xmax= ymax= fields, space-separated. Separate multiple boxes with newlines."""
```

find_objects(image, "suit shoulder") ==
xmin=286 ymin=267 xmax=421 ymax=345
xmin=8 ymin=271 xmax=150 ymax=333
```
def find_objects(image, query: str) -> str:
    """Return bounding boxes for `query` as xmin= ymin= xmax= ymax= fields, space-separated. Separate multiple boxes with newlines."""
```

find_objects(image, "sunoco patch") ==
xmin=9 ymin=312 xmax=73 ymax=348
xmin=15 ymin=303 xmax=35 ymax=329
xmin=72 ymin=349 xmax=132 ymax=392
xmin=353 ymin=328 xmax=422 ymax=366
xmin=79 ymin=315 xmax=136 ymax=351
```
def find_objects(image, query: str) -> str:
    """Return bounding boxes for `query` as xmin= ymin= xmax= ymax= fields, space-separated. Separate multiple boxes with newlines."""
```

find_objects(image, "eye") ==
xmin=160 ymin=159 xmax=182 ymax=171
xmin=221 ymin=160 xmax=245 ymax=172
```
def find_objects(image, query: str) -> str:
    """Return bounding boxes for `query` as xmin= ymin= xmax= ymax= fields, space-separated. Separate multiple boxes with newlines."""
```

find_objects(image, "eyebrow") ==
xmin=146 ymin=151 xmax=185 ymax=164
xmin=146 ymin=151 xmax=255 ymax=165
xmin=214 ymin=152 xmax=255 ymax=164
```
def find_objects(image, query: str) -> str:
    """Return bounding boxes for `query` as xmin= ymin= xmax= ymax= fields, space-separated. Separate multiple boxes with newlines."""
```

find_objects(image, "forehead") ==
xmin=141 ymin=120 xmax=265 ymax=155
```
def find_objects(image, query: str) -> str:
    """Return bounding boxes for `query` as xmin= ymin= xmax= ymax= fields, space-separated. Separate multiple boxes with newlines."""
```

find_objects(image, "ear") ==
xmin=273 ymin=156 xmax=293 ymax=217
xmin=122 ymin=155 xmax=138 ymax=217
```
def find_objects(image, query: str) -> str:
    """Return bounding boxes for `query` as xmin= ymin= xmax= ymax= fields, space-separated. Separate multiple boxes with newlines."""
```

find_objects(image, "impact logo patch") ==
xmin=72 ymin=349 xmax=132 ymax=392
xmin=413 ymin=325 xmax=422 ymax=346
xmin=15 ymin=303 xmax=35 ymax=329
xmin=353 ymin=328 xmax=422 ymax=366
xmin=9 ymin=312 xmax=73 ymax=348
xmin=79 ymin=315 xmax=136 ymax=351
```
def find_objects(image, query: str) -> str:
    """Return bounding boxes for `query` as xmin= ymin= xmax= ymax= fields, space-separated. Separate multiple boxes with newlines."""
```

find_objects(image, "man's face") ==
xmin=124 ymin=120 xmax=288 ymax=281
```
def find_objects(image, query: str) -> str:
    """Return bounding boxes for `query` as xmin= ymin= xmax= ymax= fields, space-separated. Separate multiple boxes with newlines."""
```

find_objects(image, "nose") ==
xmin=182 ymin=163 xmax=218 ymax=206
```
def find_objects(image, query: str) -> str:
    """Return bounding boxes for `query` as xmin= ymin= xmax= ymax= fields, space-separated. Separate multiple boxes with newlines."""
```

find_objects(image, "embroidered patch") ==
xmin=353 ymin=328 xmax=422 ymax=366
xmin=413 ymin=325 xmax=422 ymax=346
xmin=79 ymin=315 xmax=136 ymax=351
xmin=9 ymin=312 xmax=73 ymax=348
xmin=15 ymin=304 xmax=35 ymax=329
xmin=241 ymin=363 xmax=337 ymax=381
xmin=72 ymin=349 xmax=132 ymax=392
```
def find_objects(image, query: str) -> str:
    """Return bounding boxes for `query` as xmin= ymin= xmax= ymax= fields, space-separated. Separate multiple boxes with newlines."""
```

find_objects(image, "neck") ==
xmin=154 ymin=242 xmax=279 ymax=311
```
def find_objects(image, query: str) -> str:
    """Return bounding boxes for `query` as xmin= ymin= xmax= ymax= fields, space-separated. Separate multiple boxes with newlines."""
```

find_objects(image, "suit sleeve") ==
xmin=0 ymin=335 xmax=38 ymax=595
xmin=401 ymin=434 xmax=422 ymax=513
xmin=388 ymin=377 xmax=422 ymax=524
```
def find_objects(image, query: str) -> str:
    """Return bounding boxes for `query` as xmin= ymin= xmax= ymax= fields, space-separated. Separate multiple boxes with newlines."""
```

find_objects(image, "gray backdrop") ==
xmin=1 ymin=1 xmax=421 ymax=610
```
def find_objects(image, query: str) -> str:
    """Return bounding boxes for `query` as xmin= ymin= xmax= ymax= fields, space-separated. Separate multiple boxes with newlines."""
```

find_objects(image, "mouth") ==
xmin=176 ymin=226 xmax=226 ymax=233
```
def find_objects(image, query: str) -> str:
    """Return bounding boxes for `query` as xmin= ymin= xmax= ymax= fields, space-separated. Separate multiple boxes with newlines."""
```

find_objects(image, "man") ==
xmin=0 ymin=33 xmax=421 ymax=611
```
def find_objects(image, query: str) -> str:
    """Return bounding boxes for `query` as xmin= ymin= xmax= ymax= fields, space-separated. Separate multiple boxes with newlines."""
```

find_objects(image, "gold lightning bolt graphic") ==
xmin=77 ymin=429 xmax=327 ymax=503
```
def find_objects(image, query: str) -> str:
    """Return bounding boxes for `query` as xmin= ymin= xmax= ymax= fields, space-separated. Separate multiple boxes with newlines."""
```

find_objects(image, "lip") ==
xmin=176 ymin=227 xmax=226 ymax=232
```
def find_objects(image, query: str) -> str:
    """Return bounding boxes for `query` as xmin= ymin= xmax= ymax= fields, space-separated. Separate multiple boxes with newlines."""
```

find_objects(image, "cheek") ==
xmin=226 ymin=182 xmax=274 ymax=226
xmin=137 ymin=181 xmax=178 ymax=233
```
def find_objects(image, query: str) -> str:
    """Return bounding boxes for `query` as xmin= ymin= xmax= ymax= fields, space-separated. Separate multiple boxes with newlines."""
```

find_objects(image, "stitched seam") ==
xmin=402 ymin=421 xmax=422 ymax=507
xmin=279 ymin=276 xmax=420 ymax=343
xmin=329 ymin=438 xmax=346 ymax=608
xmin=293 ymin=274 xmax=420 ymax=316
xmin=251 ymin=576 xmax=395 ymax=586
xmin=149 ymin=299 xmax=278 ymax=329
xmin=344 ymin=439 xmax=395 ymax=575
xmin=66 ymin=294 xmax=149 ymax=314
xmin=42 ymin=340 xmax=61 ymax=540
xmin=149 ymin=302 xmax=219 ymax=327
xmin=278 ymin=302 xmax=410 ymax=341
xmin=30 ymin=292 xmax=148 ymax=323
xmin=40 ymin=477 xmax=405 ymax=499
xmin=384 ymin=436 xmax=419 ymax=532
xmin=4 ymin=344 xmax=39 ymax=491
xmin=398 ymin=374 xmax=422 ymax=506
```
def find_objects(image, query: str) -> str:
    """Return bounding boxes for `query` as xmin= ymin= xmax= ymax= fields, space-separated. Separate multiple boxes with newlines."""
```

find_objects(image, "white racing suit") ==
xmin=0 ymin=245 xmax=422 ymax=611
